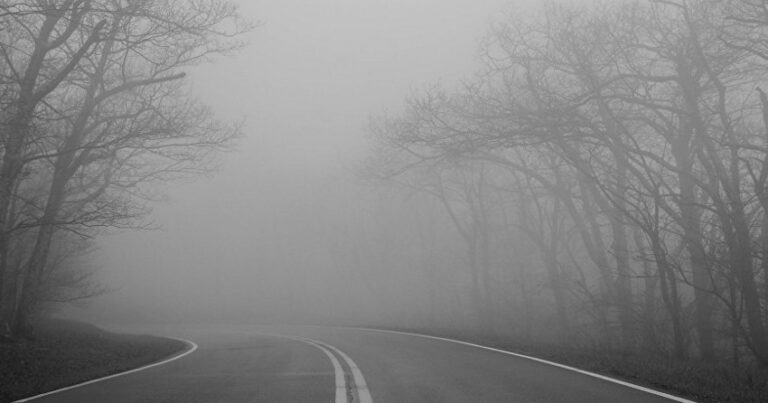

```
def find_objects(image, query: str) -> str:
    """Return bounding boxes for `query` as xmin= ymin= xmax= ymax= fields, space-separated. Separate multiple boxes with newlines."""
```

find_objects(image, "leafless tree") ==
xmin=0 ymin=0 xmax=250 ymax=339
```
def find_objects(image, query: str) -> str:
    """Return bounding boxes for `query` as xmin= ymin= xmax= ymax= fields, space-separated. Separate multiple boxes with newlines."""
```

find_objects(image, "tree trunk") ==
xmin=670 ymin=119 xmax=715 ymax=361
xmin=0 ymin=110 xmax=36 ymax=338
xmin=0 ymin=4 xmax=100 ymax=338
xmin=731 ymin=213 xmax=768 ymax=366
xmin=634 ymin=228 xmax=658 ymax=353
xmin=650 ymin=232 xmax=687 ymax=360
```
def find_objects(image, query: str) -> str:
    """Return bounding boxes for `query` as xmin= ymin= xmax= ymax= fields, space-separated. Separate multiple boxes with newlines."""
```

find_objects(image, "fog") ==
xmin=83 ymin=0 xmax=514 ymax=326
xmin=5 ymin=0 xmax=762 ymax=372
xmin=8 ymin=3 xmax=768 ymax=396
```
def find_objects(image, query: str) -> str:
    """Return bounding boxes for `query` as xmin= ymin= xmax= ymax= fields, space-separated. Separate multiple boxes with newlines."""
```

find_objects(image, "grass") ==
xmin=381 ymin=326 xmax=768 ymax=403
xmin=0 ymin=318 xmax=187 ymax=403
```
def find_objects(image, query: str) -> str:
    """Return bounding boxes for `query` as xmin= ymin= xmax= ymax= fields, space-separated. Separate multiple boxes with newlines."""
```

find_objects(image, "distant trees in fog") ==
xmin=0 ymin=0 xmax=249 ymax=340
xmin=370 ymin=0 xmax=768 ymax=367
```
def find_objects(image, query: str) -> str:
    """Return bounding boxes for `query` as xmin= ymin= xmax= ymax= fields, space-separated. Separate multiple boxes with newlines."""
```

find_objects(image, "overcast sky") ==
xmin=89 ymin=0 xmax=528 ymax=323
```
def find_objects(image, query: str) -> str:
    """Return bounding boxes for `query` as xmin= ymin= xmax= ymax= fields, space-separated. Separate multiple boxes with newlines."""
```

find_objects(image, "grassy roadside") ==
xmin=379 ymin=326 xmax=767 ymax=403
xmin=0 ymin=318 xmax=187 ymax=403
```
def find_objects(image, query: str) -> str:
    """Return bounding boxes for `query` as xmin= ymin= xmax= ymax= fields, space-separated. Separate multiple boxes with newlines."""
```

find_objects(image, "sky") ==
xmin=85 ymin=0 xmax=524 ymax=324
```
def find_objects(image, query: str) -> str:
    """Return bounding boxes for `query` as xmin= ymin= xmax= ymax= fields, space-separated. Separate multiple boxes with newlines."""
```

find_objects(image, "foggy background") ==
xmin=7 ymin=2 xmax=768 ymax=401
xmin=85 ymin=0 xmax=515 ymax=326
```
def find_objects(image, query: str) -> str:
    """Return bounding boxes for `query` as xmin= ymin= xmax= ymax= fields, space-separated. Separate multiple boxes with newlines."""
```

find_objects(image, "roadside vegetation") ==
xmin=0 ymin=0 xmax=251 ymax=340
xmin=380 ymin=326 xmax=767 ymax=403
xmin=362 ymin=0 xmax=768 ymax=400
xmin=0 ymin=318 xmax=187 ymax=402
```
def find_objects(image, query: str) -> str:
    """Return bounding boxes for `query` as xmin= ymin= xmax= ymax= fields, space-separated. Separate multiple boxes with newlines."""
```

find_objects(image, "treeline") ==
xmin=369 ymin=0 xmax=768 ymax=367
xmin=0 ymin=0 xmax=248 ymax=339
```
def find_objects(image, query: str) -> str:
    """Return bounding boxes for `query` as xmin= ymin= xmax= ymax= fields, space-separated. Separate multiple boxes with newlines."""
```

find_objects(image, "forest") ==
xmin=4 ymin=0 xmax=768 ymax=390
xmin=0 ymin=0 xmax=249 ymax=340
xmin=366 ymin=0 xmax=768 ymax=369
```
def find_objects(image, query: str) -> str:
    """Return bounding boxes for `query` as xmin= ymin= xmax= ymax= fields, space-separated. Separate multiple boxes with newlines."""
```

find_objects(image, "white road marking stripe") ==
xmin=13 ymin=337 xmax=198 ymax=403
xmin=294 ymin=337 xmax=349 ymax=403
xmin=259 ymin=332 xmax=374 ymax=403
xmin=311 ymin=339 xmax=373 ymax=403
xmin=351 ymin=327 xmax=696 ymax=403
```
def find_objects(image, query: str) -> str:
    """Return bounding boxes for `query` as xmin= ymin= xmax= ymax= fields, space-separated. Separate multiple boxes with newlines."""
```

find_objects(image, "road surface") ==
xmin=17 ymin=325 xmax=694 ymax=403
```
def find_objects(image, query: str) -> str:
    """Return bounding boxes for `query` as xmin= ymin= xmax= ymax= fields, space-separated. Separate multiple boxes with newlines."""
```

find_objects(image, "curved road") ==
xmin=18 ymin=325 xmax=693 ymax=403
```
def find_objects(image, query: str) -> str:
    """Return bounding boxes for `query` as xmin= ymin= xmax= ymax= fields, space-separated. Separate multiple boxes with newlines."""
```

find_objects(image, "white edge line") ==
xmin=13 ymin=336 xmax=198 ymax=403
xmin=312 ymin=339 xmax=373 ymax=403
xmin=347 ymin=327 xmax=697 ymax=403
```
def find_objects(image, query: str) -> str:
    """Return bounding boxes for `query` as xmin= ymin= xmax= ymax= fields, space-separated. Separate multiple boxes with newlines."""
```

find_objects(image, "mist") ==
xmin=82 ymin=0 xmax=512 ymax=327
xmin=38 ymin=0 xmax=767 ymax=369
xmin=7 ymin=2 xmax=768 ymax=402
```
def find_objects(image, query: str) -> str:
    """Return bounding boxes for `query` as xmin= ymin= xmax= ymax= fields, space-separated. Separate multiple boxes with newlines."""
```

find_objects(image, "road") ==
xmin=18 ymin=325 xmax=694 ymax=403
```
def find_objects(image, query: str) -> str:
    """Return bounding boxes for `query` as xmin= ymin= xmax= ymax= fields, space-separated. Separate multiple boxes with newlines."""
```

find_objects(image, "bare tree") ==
xmin=0 ymin=0 xmax=250 ymax=339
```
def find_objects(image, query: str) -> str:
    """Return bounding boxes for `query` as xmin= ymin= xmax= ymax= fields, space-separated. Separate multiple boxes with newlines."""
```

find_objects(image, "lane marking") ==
xmin=311 ymin=339 xmax=373 ymax=403
xmin=14 ymin=336 xmax=198 ymax=403
xmin=346 ymin=327 xmax=696 ymax=403
xmin=255 ymin=332 xmax=373 ymax=403
xmin=292 ymin=337 xmax=349 ymax=403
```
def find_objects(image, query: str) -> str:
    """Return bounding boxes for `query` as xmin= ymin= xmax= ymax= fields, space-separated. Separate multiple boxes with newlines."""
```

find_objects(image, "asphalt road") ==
xmin=19 ymin=325 xmax=693 ymax=403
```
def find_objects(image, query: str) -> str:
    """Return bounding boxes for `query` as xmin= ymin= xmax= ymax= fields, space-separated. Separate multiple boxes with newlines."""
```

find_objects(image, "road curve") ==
xmin=19 ymin=325 xmax=693 ymax=403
